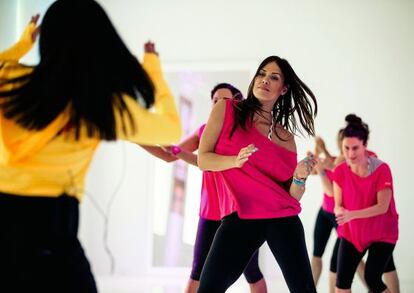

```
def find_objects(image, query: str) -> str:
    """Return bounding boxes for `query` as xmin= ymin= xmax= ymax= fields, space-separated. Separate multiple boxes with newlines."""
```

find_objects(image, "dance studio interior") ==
xmin=0 ymin=0 xmax=413 ymax=292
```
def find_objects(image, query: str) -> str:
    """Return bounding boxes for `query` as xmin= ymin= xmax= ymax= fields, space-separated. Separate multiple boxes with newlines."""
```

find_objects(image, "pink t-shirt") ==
xmin=322 ymin=151 xmax=377 ymax=214
xmin=333 ymin=160 xmax=399 ymax=252
xmin=213 ymin=99 xmax=300 ymax=219
xmin=198 ymin=124 xmax=222 ymax=220
xmin=321 ymin=169 xmax=335 ymax=213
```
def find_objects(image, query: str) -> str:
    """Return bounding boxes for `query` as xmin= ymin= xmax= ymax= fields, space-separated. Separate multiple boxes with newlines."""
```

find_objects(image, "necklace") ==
xmin=267 ymin=110 xmax=274 ymax=140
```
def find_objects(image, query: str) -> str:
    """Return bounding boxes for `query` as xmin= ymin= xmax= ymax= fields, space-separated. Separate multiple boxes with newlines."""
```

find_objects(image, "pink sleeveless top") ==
xmin=333 ymin=160 xmax=399 ymax=252
xmin=213 ymin=99 xmax=300 ymax=219
xmin=198 ymin=124 xmax=221 ymax=220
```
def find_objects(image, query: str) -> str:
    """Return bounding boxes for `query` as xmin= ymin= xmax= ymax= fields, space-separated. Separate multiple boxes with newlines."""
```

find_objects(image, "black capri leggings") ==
xmin=330 ymin=237 xmax=396 ymax=273
xmin=313 ymin=207 xmax=337 ymax=257
xmin=0 ymin=192 xmax=97 ymax=293
xmin=197 ymin=213 xmax=316 ymax=293
xmin=336 ymin=238 xmax=395 ymax=292
xmin=312 ymin=208 xmax=396 ymax=274
xmin=191 ymin=217 xmax=263 ymax=283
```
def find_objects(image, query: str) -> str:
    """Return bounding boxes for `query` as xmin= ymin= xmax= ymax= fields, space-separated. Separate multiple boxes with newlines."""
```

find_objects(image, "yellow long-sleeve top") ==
xmin=0 ymin=24 xmax=181 ymax=201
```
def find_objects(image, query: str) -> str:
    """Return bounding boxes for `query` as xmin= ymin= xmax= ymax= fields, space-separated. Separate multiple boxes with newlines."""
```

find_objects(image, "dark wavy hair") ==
xmin=342 ymin=114 xmax=369 ymax=145
xmin=210 ymin=83 xmax=243 ymax=101
xmin=0 ymin=0 xmax=154 ymax=140
xmin=231 ymin=56 xmax=317 ymax=139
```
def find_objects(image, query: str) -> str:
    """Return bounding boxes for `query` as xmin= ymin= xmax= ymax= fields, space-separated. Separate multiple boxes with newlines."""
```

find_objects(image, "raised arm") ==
xmin=116 ymin=42 xmax=181 ymax=145
xmin=314 ymin=136 xmax=335 ymax=162
xmin=0 ymin=15 xmax=39 ymax=62
xmin=314 ymin=157 xmax=334 ymax=196
xmin=0 ymin=15 xmax=72 ymax=164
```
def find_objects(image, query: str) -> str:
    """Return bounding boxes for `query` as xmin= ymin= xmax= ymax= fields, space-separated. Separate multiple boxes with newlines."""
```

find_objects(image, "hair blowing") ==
xmin=0 ymin=0 xmax=154 ymax=140
xmin=230 ymin=56 xmax=317 ymax=139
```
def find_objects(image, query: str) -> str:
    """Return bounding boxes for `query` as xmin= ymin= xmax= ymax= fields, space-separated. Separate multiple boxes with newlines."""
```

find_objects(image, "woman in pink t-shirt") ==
xmin=198 ymin=56 xmax=318 ymax=293
xmin=141 ymin=83 xmax=267 ymax=293
xmin=333 ymin=114 xmax=399 ymax=293
xmin=311 ymin=134 xmax=398 ymax=293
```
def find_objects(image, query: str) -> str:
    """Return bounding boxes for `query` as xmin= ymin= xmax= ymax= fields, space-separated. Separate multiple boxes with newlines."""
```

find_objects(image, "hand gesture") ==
xmin=234 ymin=144 xmax=257 ymax=168
xmin=294 ymin=153 xmax=317 ymax=179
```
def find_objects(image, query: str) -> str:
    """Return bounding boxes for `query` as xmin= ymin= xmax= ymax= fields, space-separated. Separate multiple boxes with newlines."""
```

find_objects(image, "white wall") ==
xmin=0 ymin=0 xmax=16 ymax=50
xmin=2 ymin=0 xmax=413 ymax=288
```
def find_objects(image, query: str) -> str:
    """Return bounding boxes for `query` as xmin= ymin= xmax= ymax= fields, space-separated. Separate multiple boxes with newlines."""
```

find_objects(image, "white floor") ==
xmin=97 ymin=275 xmax=414 ymax=293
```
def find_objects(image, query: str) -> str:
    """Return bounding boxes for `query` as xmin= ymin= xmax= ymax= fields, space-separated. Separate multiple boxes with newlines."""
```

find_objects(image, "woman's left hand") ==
xmin=336 ymin=209 xmax=354 ymax=225
xmin=294 ymin=153 xmax=317 ymax=179
xmin=30 ymin=14 xmax=41 ymax=42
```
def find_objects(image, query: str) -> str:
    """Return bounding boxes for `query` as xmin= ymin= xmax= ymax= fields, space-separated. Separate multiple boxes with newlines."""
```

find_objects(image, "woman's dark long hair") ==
xmin=0 ymin=0 xmax=154 ymax=140
xmin=231 ymin=56 xmax=317 ymax=139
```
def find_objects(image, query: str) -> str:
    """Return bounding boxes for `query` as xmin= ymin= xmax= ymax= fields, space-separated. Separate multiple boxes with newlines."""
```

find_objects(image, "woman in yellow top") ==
xmin=0 ymin=1 xmax=181 ymax=292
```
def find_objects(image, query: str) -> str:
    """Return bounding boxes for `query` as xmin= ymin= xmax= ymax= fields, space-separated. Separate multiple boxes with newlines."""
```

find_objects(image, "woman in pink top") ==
xmin=311 ymin=134 xmax=398 ymax=292
xmin=141 ymin=83 xmax=267 ymax=293
xmin=333 ymin=114 xmax=399 ymax=293
xmin=198 ymin=56 xmax=318 ymax=292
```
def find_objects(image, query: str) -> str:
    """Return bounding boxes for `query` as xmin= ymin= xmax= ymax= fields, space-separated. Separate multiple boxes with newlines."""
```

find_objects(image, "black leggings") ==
xmin=0 ymin=192 xmax=97 ymax=293
xmin=198 ymin=213 xmax=316 ymax=293
xmin=313 ymin=207 xmax=337 ymax=257
xmin=312 ymin=208 xmax=396 ymax=274
xmin=313 ymin=207 xmax=339 ymax=273
xmin=336 ymin=238 xmax=395 ymax=292
xmin=330 ymin=238 xmax=396 ymax=273
xmin=191 ymin=217 xmax=263 ymax=283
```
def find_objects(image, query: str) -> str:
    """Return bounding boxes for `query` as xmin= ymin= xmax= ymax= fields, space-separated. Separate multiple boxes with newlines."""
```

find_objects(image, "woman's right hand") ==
xmin=234 ymin=144 xmax=257 ymax=168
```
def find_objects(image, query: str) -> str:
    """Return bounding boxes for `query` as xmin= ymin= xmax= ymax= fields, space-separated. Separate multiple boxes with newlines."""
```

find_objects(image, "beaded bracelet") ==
xmin=293 ymin=176 xmax=306 ymax=186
